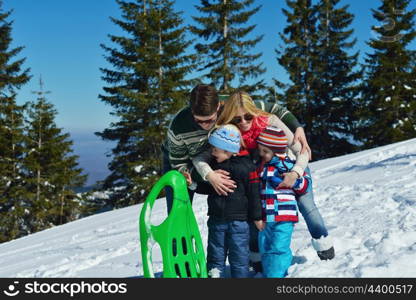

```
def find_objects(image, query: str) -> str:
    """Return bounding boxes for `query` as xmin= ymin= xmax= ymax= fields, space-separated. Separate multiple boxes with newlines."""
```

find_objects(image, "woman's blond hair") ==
xmin=216 ymin=91 xmax=271 ymax=126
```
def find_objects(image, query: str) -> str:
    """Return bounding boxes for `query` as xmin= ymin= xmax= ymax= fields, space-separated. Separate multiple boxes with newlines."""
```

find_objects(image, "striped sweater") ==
xmin=258 ymin=156 xmax=311 ymax=223
xmin=162 ymin=106 xmax=210 ymax=179
xmin=253 ymin=100 xmax=301 ymax=133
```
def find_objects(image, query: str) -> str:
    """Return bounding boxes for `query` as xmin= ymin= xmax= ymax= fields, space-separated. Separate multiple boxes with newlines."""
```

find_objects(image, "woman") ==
xmin=193 ymin=91 xmax=335 ymax=265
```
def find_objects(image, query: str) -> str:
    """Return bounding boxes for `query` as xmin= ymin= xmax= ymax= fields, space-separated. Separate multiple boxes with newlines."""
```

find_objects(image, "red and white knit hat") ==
xmin=257 ymin=126 xmax=288 ymax=153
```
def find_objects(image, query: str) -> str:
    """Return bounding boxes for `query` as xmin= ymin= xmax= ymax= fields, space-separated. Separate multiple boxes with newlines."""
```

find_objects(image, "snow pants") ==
xmin=206 ymin=217 xmax=250 ymax=278
xmin=258 ymin=222 xmax=294 ymax=278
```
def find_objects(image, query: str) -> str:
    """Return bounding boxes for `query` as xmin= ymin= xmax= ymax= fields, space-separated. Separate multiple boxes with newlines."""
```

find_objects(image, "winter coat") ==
xmin=207 ymin=154 xmax=262 ymax=222
xmin=258 ymin=155 xmax=311 ymax=223
xmin=162 ymin=106 xmax=210 ymax=182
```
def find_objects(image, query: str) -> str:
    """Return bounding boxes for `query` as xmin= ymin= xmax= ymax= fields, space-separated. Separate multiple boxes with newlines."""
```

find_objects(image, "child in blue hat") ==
xmin=201 ymin=124 xmax=263 ymax=278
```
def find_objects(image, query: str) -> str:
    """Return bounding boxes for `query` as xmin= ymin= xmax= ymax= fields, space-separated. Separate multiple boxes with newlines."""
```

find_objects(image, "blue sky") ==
xmin=3 ymin=0 xmax=415 ymax=184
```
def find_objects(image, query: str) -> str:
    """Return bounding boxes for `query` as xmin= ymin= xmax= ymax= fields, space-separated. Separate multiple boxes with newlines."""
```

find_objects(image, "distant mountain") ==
xmin=70 ymin=131 xmax=115 ymax=186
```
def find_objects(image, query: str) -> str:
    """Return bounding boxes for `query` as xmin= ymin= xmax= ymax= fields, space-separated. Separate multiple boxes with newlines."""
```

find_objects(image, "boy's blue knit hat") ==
xmin=208 ymin=124 xmax=241 ymax=153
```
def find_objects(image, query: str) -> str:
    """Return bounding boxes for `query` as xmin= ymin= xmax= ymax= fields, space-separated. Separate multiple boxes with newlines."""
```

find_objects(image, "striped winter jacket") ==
xmin=258 ymin=155 xmax=311 ymax=223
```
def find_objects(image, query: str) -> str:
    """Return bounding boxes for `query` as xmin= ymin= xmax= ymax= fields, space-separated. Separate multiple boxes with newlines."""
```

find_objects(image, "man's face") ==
xmin=193 ymin=111 xmax=218 ymax=130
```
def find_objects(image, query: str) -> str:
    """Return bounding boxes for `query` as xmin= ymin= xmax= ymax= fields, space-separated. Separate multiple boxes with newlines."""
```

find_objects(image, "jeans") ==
xmin=258 ymin=222 xmax=294 ymax=278
xmin=207 ymin=217 xmax=250 ymax=278
xmin=297 ymin=170 xmax=328 ymax=239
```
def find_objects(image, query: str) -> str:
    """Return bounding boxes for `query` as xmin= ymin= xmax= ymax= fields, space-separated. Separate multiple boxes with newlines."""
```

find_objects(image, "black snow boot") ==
xmin=317 ymin=246 xmax=335 ymax=261
xmin=250 ymin=261 xmax=263 ymax=273
xmin=249 ymin=250 xmax=263 ymax=273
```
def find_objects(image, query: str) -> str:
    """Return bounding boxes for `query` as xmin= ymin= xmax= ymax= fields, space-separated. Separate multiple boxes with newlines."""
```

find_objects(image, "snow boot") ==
xmin=250 ymin=261 xmax=263 ymax=273
xmin=249 ymin=251 xmax=263 ymax=273
xmin=311 ymin=236 xmax=335 ymax=261
xmin=208 ymin=268 xmax=222 ymax=278
xmin=317 ymin=246 xmax=335 ymax=261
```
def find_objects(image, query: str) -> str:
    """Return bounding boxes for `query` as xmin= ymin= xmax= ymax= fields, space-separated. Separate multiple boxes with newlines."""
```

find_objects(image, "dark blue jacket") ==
xmin=207 ymin=155 xmax=262 ymax=221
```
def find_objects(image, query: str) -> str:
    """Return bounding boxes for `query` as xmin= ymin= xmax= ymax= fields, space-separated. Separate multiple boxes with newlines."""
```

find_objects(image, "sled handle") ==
xmin=139 ymin=170 xmax=192 ymax=277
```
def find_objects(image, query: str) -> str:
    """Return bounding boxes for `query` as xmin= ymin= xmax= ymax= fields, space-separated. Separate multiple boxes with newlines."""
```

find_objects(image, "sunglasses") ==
xmin=231 ymin=113 xmax=254 ymax=124
xmin=194 ymin=115 xmax=217 ymax=125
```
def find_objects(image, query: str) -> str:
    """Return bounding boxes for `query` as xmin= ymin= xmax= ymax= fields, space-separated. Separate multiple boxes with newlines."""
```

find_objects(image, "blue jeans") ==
xmin=258 ymin=222 xmax=294 ymax=278
xmin=207 ymin=217 xmax=250 ymax=278
xmin=297 ymin=167 xmax=328 ymax=239
xmin=297 ymin=189 xmax=328 ymax=239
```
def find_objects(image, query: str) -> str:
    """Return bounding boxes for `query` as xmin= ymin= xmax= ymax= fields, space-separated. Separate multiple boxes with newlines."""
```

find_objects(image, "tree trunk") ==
xmin=222 ymin=0 xmax=228 ymax=92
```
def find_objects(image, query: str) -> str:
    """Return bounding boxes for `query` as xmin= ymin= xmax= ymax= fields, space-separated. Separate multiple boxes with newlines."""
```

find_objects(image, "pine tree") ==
xmin=97 ymin=0 xmax=195 ymax=208
xmin=275 ymin=0 xmax=361 ymax=160
xmin=190 ymin=0 xmax=266 ymax=95
xmin=309 ymin=0 xmax=361 ymax=158
xmin=0 ymin=1 xmax=31 ymax=243
xmin=24 ymin=77 xmax=87 ymax=233
xmin=358 ymin=0 xmax=416 ymax=148
xmin=274 ymin=0 xmax=319 ymax=151
xmin=0 ymin=96 xmax=28 ymax=242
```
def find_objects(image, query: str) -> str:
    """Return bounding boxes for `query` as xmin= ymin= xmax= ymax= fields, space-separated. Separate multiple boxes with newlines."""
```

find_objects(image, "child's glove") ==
xmin=292 ymin=177 xmax=303 ymax=189
xmin=292 ymin=176 xmax=310 ymax=196
xmin=270 ymin=175 xmax=283 ymax=189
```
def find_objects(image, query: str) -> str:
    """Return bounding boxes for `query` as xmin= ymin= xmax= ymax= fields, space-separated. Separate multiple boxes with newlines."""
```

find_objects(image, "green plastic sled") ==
xmin=139 ymin=170 xmax=207 ymax=278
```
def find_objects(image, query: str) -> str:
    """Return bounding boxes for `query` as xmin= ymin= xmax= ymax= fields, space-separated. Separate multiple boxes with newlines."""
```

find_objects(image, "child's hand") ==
xmin=181 ymin=171 xmax=193 ymax=186
xmin=254 ymin=220 xmax=265 ymax=231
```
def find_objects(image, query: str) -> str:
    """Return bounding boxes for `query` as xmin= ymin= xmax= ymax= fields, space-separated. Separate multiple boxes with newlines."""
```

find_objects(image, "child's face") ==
xmin=212 ymin=146 xmax=233 ymax=163
xmin=258 ymin=144 xmax=275 ymax=163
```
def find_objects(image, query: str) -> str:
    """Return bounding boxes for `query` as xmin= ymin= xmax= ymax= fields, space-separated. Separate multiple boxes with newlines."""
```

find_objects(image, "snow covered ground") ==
xmin=1 ymin=138 xmax=416 ymax=278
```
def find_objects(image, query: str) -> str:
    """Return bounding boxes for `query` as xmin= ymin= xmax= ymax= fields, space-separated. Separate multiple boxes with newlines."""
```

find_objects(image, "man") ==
xmin=161 ymin=84 xmax=226 ymax=212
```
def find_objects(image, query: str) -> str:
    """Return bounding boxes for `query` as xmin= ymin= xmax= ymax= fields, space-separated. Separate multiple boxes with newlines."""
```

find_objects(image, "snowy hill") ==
xmin=1 ymin=138 xmax=416 ymax=278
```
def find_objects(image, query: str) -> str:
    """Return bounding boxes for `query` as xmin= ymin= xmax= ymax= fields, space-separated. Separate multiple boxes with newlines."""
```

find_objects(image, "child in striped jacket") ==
xmin=256 ymin=126 xmax=311 ymax=278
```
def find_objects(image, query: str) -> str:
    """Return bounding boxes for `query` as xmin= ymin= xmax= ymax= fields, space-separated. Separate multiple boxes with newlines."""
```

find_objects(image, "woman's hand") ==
xmin=206 ymin=169 xmax=236 ymax=196
xmin=294 ymin=127 xmax=312 ymax=161
xmin=277 ymin=171 xmax=298 ymax=189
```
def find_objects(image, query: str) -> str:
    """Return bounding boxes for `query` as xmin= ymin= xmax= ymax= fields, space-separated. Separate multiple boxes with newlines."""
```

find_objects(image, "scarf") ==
xmin=241 ymin=115 xmax=269 ymax=150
